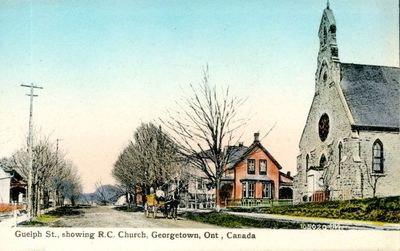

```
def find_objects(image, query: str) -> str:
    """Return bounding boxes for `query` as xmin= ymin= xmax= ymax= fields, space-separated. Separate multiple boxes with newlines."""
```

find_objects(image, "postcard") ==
xmin=0 ymin=1 xmax=399 ymax=250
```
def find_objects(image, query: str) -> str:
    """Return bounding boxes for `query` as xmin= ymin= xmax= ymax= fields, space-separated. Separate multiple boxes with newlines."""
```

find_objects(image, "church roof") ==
xmin=339 ymin=63 xmax=400 ymax=130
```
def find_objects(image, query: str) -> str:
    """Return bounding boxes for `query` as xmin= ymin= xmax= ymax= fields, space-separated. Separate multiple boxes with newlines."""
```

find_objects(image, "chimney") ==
xmin=254 ymin=132 xmax=260 ymax=142
xmin=238 ymin=142 xmax=244 ymax=147
xmin=287 ymin=171 xmax=291 ymax=177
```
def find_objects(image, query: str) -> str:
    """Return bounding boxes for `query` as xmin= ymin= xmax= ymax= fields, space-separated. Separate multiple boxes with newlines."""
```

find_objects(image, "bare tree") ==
xmin=161 ymin=67 xmax=246 ymax=208
xmin=113 ymin=123 xmax=182 ymax=201
xmin=93 ymin=181 xmax=123 ymax=205
xmin=361 ymin=161 xmax=384 ymax=198
xmin=10 ymin=135 xmax=82 ymax=215
xmin=59 ymin=164 xmax=82 ymax=206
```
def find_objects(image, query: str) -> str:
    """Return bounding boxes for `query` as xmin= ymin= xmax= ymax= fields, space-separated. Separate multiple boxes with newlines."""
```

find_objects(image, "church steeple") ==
xmin=315 ymin=3 xmax=340 ymax=93
xmin=318 ymin=5 xmax=339 ymax=62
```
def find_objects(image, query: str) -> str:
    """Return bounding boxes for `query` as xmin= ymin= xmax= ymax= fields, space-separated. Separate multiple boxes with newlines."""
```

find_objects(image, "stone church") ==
xmin=293 ymin=4 xmax=400 ymax=203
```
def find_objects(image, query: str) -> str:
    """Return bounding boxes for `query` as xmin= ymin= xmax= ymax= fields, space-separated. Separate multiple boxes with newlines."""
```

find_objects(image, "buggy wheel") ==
xmin=153 ymin=207 xmax=157 ymax=218
xmin=144 ymin=203 xmax=149 ymax=218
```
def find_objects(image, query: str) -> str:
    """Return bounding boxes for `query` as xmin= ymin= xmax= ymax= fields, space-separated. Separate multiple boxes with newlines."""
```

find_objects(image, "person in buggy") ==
xmin=155 ymin=186 xmax=165 ymax=203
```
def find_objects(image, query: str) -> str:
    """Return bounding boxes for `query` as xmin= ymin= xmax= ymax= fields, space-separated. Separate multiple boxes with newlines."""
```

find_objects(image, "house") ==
xmin=0 ymin=167 xmax=11 ymax=203
xmin=220 ymin=132 xmax=293 ymax=205
xmin=0 ymin=161 xmax=26 ymax=204
xmin=293 ymin=4 xmax=400 ymax=203
xmin=182 ymin=169 xmax=215 ymax=209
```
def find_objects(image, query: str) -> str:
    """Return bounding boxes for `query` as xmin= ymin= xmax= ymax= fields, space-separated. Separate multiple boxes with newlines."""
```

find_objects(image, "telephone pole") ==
xmin=55 ymin=138 xmax=62 ymax=206
xmin=21 ymin=83 xmax=43 ymax=219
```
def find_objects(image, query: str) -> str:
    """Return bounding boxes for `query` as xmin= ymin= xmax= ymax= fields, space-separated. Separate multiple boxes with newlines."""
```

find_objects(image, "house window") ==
xmin=262 ymin=182 xmax=271 ymax=198
xmin=259 ymin=160 xmax=267 ymax=175
xmin=197 ymin=179 xmax=203 ymax=190
xmin=247 ymin=159 xmax=255 ymax=174
xmin=372 ymin=140 xmax=384 ymax=173
xmin=242 ymin=182 xmax=255 ymax=198
xmin=338 ymin=142 xmax=343 ymax=175
xmin=248 ymin=182 xmax=255 ymax=198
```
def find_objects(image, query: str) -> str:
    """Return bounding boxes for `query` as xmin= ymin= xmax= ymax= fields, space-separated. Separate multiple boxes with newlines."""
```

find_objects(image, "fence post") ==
xmin=14 ymin=202 xmax=17 ymax=227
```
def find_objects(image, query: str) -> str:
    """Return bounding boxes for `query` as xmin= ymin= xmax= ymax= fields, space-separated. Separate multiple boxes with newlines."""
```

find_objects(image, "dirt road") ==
xmin=44 ymin=206 xmax=218 ymax=228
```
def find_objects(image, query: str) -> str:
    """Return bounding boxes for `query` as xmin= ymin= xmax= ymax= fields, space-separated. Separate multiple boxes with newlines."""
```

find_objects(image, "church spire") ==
xmin=327 ymin=0 xmax=330 ymax=9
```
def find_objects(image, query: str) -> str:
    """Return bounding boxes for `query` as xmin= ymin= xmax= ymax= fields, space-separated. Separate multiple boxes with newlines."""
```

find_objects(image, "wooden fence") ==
xmin=223 ymin=198 xmax=293 ymax=208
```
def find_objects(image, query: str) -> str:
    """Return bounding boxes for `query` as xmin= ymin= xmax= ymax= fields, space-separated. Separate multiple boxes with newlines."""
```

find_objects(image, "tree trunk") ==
xmin=43 ymin=189 xmax=49 ymax=209
xmin=215 ymin=178 xmax=221 ymax=211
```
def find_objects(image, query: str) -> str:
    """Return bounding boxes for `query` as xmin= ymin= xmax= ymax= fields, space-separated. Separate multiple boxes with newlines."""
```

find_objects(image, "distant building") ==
xmin=293 ymin=4 xmax=400 ymax=203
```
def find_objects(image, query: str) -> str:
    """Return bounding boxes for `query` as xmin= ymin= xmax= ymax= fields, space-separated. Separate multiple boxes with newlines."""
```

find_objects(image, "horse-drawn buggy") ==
xmin=144 ymin=194 xmax=178 ymax=219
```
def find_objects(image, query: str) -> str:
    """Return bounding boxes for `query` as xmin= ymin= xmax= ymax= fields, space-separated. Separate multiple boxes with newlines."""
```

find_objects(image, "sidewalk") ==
xmin=179 ymin=208 xmax=400 ymax=230
xmin=0 ymin=206 xmax=57 ymax=227
xmin=0 ymin=212 xmax=28 ymax=227
xmin=226 ymin=211 xmax=400 ymax=230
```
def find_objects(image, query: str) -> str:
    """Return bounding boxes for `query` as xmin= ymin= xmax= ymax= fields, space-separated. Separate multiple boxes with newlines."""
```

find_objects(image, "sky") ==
xmin=0 ymin=0 xmax=398 ymax=192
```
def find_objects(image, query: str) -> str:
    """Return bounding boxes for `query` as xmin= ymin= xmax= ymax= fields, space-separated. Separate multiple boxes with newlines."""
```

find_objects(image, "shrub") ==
xmin=0 ymin=203 xmax=24 ymax=213
xmin=259 ymin=196 xmax=400 ymax=223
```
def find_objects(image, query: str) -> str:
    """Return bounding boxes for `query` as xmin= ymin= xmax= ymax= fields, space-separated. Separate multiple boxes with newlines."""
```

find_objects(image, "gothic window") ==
xmin=372 ymin=140 xmax=384 ymax=173
xmin=305 ymin=154 xmax=309 ymax=183
xmin=323 ymin=27 xmax=327 ymax=45
xmin=320 ymin=154 xmax=327 ymax=168
xmin=247 ymin=159 xmax=255 ymax=174
xmin=323 ymin=72 xmax=328 ymax=82
xmin=259 ymin=160 xmax=267 ymax=175
xmin=338 ymin=142 xmax=343 ymax=175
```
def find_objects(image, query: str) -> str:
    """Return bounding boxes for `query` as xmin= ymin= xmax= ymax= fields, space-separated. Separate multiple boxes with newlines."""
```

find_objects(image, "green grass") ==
xmin=19 ymin=206 xmax=83 ymax=226
xmin=46 ymin=206 xmax=82 ymax=217
xmin=260 ymin=196 xmax=400 ymax=223
xmin=35 ymin=214 xmax=58 ymax=223
xmin=19 ymin=214 xmax=59 ymax=226
xmin=185 ymin=212 xmax=302 ymax=229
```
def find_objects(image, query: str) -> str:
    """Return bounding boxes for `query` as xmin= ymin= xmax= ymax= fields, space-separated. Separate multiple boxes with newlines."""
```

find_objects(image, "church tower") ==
xmin=315 ymin=3 xmax=340 ymax=93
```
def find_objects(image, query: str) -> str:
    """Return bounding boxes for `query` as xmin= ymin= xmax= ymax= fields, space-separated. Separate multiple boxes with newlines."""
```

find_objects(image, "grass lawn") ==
xmin=19 ymin=206 xmax=84 ymax=226
xmin=185 ymin=212 xmax=302 ymax=229
xmin=258 ymin=196 xmax=400 ymax=223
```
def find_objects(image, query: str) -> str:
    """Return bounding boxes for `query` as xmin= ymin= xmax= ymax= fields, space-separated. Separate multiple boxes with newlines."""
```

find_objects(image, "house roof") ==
xmin=228 ymin=141 xmax=283 ymax=170
xmin=279 ymin=171 xmax=294 ymax=181
xmin=226 ymin=145 xmax=248 ymax=168
xmin=340 ymin=63 xmax=400 ymax=130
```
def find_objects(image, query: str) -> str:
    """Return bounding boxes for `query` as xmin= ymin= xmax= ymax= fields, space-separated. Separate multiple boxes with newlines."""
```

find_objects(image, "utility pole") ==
xmin=56 ymin=138 xmax=62 ymax=160
xmin=21 ymin=83 xmax=43 ymax=219
xmin=55 ymin=138 xmax=62 ymax=206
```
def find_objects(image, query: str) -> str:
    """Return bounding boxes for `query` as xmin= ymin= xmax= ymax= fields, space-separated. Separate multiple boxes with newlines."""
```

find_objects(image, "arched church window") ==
xmin=338 ymin=142 xmax=342 ymax=175
xmin=319 ymin=154 xmax=326 ymax=168
xmin=323 ymin=27 xmax=327 ymax=45
xmin=305 ymin=154 xmax=309 ymax=183
xmin=372 ymin=140 xmax=384 ymax=173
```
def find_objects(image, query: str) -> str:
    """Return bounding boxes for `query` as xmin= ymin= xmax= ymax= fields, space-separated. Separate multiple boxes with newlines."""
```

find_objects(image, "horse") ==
xmin=164 ymin=192 xmax=180 ymax=220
